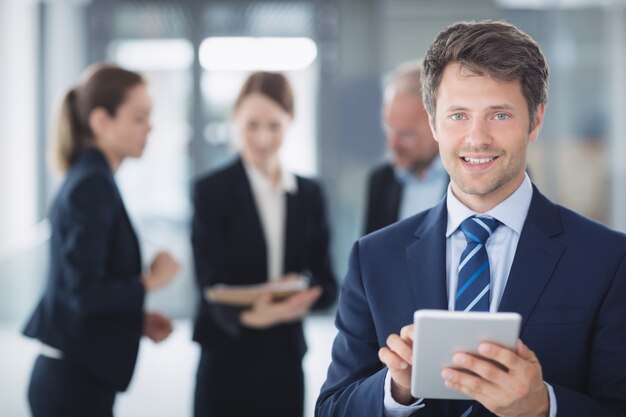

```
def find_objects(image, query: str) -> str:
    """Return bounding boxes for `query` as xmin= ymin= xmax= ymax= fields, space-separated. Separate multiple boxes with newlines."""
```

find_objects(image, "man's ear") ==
xmin=428 ymin=114 xmax=438 ymax=142
xmin=88 ymin=107 xmax=110 ymax=136
xmin=529 ymin=103 xmax=546 ymax=143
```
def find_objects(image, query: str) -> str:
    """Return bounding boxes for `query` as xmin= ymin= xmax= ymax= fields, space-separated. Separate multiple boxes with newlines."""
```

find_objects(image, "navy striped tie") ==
xmin=455 ymin=216 xmax=500 ymax=312
xmin=455 ymin=216 xmax=500 ymax=417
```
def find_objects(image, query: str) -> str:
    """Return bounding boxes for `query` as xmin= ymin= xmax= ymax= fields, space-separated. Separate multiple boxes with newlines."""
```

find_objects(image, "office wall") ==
xmin=382 ymin=0 xmax=501 ymax=71
xmin=316 ymin=0 xmax=385 ymax=278
xmin=4 ymin=0 xmax=626 ymax=323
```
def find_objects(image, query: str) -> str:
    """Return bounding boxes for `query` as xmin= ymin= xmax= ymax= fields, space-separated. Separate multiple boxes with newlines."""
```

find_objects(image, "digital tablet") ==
xmin=411 ymin=309 xmax=522 ymax=400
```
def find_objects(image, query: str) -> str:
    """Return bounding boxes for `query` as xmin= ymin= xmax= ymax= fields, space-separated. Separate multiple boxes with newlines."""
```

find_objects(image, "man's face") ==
xmin=383 ymin=90 xmax=438 ymax=175
xmin=430 ymin=62 xmax=545 ymax=212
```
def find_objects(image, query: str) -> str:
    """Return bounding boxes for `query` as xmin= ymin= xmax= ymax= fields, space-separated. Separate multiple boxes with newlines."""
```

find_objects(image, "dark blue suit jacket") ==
xmin=192 ymin=157 xmax=337 ymax=356
xmin=23 ymin=148 xmax=145 ymax=392
xmin=317 ymin=186 xmax=626 ymax=416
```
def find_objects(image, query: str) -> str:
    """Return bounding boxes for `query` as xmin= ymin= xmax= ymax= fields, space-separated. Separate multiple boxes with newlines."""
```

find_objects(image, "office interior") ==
xmin=2 ymin=0 xmax=626 ymax=416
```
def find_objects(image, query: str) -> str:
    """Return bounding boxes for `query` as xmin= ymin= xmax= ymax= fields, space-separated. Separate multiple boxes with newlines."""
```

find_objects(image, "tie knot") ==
xmin=460 ymin=216 xmax=501 ymax=244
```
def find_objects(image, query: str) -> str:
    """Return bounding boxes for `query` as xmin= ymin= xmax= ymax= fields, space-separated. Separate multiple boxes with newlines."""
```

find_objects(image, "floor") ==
xmin=0 ymin=315 xmax=338 ymax=417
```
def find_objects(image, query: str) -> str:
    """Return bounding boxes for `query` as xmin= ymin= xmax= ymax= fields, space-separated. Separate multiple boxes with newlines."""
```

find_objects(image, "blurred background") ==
xmin=2 ymin=0 xmax=626 ymax=416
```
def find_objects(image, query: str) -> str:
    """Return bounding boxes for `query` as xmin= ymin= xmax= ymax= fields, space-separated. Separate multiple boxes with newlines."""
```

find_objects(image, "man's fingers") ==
xmin=441 ymin=367 xmax=499 ymax=404
xmin=399 ymin=324 xmax=415 ymax=342
xmin=515 ymin=339 xmax=538 ymax=362
xmin=386 ymin=333 xmax=413 ymax=365
xmin=451 ymin=352 xmax=508 ymax=387
xmin=477 ymin=342 xmax=521 ymax=372
xmin=379 ymin=346 xmax=414 ymax=398
xmin=444 ymin=340 xmax=546 ymax=416
xmin=379 ymin=347 xmax=409 ymax=370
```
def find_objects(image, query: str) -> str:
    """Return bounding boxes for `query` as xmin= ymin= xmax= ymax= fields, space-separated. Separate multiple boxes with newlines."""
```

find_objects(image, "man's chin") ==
xmin=451 ymin=175 xmax=498 ymax=197
xmin=393 ymin=158 xmax=411 ymax=170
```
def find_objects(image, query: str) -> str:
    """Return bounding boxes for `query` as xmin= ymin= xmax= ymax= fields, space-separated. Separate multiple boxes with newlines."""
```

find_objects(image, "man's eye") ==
xmin=494 ymin=113 xmax=509 ymax=121
xmin=451 ymin=114 xmax=464 ymax=121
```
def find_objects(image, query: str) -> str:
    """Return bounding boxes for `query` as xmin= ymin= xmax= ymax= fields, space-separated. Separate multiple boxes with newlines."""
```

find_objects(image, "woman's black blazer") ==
xmin=192 ymin=158 xmax=337 ymax=357
xmin=23 ymin=148 xmax=145 ymax=391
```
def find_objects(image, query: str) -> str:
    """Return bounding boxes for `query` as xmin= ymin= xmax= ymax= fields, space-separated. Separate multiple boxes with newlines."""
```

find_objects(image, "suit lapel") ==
xmin=405 ymin=200 xmax=449 ymax=310
xmin=498 ymin=186 xmax=565 ymax=331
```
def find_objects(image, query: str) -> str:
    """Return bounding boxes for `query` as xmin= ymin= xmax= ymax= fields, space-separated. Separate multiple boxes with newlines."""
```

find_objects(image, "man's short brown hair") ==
xmin=422 ymin=20 xmax=549 ymax=130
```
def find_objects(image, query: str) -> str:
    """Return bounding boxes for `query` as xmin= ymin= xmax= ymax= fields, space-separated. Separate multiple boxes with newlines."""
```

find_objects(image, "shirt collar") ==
xmin=394 ymin=157 xmax=446 ymax=184
xmin=242 ymin=158 xmax=298 ymax=194
xmin=445 ymin=173 xmax=532 ymax=238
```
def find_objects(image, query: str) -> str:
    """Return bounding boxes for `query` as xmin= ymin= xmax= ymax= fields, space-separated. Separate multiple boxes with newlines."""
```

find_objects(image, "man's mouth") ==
xmin=462 ymin=157 xmax=497 ymax=164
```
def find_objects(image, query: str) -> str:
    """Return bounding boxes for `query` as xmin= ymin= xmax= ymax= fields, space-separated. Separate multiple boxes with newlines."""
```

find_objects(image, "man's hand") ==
xmin=441 ymin=339 xmax=549 ymax=417
xmin=143 ymin=311 xmax=173 ymax=343
xmin=378 ymin=324 xmax=415 ymax=405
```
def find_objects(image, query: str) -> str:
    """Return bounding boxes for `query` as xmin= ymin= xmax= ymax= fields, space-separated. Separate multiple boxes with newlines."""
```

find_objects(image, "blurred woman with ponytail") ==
xmin=23 ymin=63 xmax=179 ymax=417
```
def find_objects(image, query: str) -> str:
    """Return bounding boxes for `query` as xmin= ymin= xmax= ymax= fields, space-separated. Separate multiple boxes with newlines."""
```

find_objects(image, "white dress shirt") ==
xmin=384 ymin=173 xmax=557 ymax=417
xmin=243 ymin=160 xmax=297 ymax=282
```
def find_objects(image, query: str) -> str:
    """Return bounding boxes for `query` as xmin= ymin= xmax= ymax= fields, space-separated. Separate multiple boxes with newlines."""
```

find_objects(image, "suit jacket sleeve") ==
xmin=63 ymin=173 xmax=144 ymax=316
xmin=306 ymin=182 xmax=337 ymax=310
xmin=316 ymin=242 xmax=388 ymax=416
xmin=191 ymin=179 xmax=243 ymax=338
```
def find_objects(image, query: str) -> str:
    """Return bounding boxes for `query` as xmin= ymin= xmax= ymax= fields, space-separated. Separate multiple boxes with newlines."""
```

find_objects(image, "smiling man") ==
xmin=433 ymin=60 xmax=540 ymax=214
xmin=316 ymin=21 xmax=626 ymax=417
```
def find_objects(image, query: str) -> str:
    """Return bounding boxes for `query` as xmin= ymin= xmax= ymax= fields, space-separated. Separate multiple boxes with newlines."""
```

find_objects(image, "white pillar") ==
xmin=0 ymin=0 xmax=38 ymax=252
xmin=0 ymin=0 xmax=87 ymax=322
